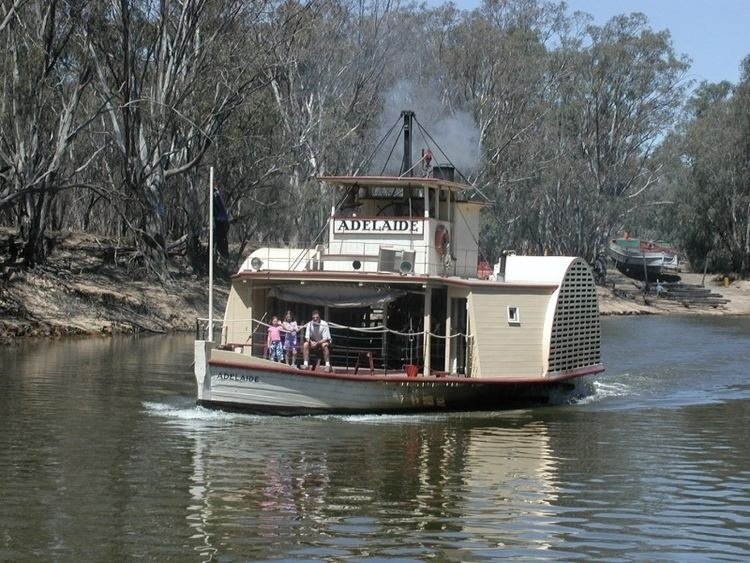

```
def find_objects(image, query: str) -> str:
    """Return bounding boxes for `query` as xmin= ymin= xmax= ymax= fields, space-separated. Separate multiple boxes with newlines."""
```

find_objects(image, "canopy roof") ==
xmin=268 ymin=284 xmax=406 ymax=308
xmin=318 ymin=175 xmax=472 ymax=194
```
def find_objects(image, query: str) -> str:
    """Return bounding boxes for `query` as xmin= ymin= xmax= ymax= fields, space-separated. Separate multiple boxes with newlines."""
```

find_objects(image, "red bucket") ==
xmin=403 ymin=364 xmax=419 ymax=378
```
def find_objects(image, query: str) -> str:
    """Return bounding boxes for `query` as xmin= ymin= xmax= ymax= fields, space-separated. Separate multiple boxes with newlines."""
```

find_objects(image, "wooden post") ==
xmin=444 ymin=292 xmax=452 ymax=374
xmin=381 ymin=301 xmax=389 ymax=374
xmin=423 ymin=286 xmax=432 ymax=375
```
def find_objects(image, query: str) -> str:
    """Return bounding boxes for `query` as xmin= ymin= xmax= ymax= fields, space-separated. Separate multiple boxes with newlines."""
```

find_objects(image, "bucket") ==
xmin=403 ymin=364 xmax=419 ymax=378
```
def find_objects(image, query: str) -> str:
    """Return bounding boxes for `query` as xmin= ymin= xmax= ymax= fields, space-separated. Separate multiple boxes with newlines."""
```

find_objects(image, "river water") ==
xmin=1 ymin=316 xmax=749 ymax=561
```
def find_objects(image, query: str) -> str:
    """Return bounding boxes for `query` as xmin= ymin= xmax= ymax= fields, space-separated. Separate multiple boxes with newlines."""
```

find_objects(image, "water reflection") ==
xmin=163 ymin=408 xmax=561 ymax=561
xmin=544 ymin=399 xmax=750 ymax=560
xmin=2 ymin=319 xmax=750 ymax=561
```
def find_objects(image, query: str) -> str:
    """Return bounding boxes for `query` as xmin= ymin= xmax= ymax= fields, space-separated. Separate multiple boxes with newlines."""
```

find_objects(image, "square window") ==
xmin=507 ymin=306 xmax=520 ymax=324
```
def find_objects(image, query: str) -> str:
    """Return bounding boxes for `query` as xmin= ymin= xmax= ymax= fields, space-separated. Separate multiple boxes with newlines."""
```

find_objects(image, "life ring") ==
xmin=434 ymin=224 xmax=450 ymax=256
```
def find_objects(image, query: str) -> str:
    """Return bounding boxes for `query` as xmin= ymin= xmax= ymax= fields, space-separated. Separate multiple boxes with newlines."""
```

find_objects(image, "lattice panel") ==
xmin=548 ymin=258 xmax=601 ymax=372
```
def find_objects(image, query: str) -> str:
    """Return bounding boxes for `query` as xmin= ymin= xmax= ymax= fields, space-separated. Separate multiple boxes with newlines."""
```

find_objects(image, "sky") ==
xmin=445 ymin=0 xmax=750 ymax=86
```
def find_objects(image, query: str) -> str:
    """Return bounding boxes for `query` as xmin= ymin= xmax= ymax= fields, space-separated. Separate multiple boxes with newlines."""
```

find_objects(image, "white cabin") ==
xmin=240 ymin=176 xmax=482 ymax=278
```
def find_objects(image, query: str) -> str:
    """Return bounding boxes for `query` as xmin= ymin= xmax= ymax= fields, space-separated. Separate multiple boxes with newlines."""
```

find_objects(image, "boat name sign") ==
xmin=334 ymin=218 xmax=423 ymax=235
xmin=214 ymin=371 xmax=260 ymax=383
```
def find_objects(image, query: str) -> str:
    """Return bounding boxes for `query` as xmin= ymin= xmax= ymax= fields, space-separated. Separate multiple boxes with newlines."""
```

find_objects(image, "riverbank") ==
xmin=2 ymin=232 xmax=749 ymax=343
xmin=599 ymin=271 xmax=750 ymax=315
xmin=0 ymin=231 xmax=227 ymax=343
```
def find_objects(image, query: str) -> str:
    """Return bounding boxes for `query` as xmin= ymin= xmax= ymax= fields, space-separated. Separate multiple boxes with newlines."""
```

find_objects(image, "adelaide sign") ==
xmin=333 ymin=218 xmax=424 ymax=235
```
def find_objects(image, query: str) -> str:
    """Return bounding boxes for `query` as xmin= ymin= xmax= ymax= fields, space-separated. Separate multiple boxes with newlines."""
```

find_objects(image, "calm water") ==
xmin=1 ymin=316 xmax=750 ymax=561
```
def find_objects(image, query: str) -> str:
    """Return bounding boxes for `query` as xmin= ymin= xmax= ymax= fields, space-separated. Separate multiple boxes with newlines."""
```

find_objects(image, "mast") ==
xmin=208 ymin=166 xmax=214 ymax=342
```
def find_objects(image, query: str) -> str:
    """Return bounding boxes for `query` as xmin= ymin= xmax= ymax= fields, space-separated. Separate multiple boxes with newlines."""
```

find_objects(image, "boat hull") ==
xmin=196 ymin=347 xmax=603 ymax=415
xmin=607 ymin=240 xmax=679 ymax=281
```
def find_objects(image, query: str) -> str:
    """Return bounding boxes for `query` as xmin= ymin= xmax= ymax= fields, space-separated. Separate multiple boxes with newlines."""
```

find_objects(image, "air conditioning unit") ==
xmin=378 ymin=247 xmax=416 ymax=274
xmin=399 ymin=249 xmax=416 ymax=275
xmin=378 ymin=247 xmax=398 ymax=272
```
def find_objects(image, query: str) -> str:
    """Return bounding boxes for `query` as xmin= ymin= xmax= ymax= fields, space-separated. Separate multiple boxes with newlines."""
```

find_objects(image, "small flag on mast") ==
xmin=213 ymin=189 xmax=230 ymax=259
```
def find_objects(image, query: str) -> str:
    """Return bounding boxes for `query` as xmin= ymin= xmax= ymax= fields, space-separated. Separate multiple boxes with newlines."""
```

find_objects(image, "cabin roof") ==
xmin=232 ymin=269 xmax=558 ymax=291
xmin=318 ymin=175 xmax=473 ymax=194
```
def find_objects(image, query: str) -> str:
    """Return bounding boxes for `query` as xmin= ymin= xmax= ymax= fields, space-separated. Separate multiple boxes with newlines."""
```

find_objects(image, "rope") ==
xmin=359 ymin=114 xmax=402 ymax=174
xmin=398 ymin=152 xmax=430 ymax=178
xmin=197 ymin=317 xmax=473 ymax=339
xmin=379 ymin=122 xmax=405 ymax=176
xmin=413 ymin=117 xmax=469 ymax=183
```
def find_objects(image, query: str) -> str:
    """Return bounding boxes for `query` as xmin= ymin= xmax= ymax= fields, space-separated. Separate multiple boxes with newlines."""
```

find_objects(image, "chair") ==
xmin=353 ymin=351 xmax=374 ymax=376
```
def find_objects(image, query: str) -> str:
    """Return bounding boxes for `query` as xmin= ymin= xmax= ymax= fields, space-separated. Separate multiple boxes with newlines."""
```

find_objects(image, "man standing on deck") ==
xmin=302 ymin=310 xmax=332 ymax=372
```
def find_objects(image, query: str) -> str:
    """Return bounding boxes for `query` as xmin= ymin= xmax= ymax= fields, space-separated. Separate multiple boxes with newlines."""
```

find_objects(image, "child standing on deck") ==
xmin=282 ymin=310 xmax=299 ymax=367
xmin=267 ymin=316 xmax=284 ymax=362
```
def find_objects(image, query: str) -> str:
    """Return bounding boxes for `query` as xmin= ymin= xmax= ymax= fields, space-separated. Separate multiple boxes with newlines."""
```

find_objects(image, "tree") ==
xmin=265 ymin=0 xmax=401 ymax=241
xmin=83 ymin=0 xmax=270 ymax=279
xmin=0 ymin=0 xmax=98 ymax=266
xmin=673 ymin=58 xmax=750 ymax=275
xmin=469 ymin=10 xmax=688 ymax=263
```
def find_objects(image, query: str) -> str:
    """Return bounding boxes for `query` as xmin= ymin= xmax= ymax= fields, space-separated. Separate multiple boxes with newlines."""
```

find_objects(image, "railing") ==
xmin=243 ymin=240 xmax=482 ymax=278
xmin=195 ymin=317 xmax=473 ymax=375
xmin=195 ymin=318 xmax=222 ymax=342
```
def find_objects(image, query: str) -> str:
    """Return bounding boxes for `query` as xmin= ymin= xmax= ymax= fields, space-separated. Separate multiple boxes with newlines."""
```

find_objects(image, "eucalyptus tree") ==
xmin=188 ymin=92 xmax=287 ymax=272
xmin=82 ymin=0 xmax=273 ymax=280
xmin=532 ymin=13 xmax=688 ymax=262
xmin=465 ymin=9 xmax=688 ymax=263
xmin=673 ymin=61 xmax=750 ymax=275
xmin=264 ymin=0 xmax=402 ymax=242
xmin=432 ymin=0 xmax=574 ymax=260
xmin=0 ymin=0 xmax=99 ymax=266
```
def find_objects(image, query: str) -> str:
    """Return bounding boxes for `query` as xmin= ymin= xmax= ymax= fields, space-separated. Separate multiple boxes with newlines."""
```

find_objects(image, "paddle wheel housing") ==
xmin=547 ymin=258 xmax=601 ymax=373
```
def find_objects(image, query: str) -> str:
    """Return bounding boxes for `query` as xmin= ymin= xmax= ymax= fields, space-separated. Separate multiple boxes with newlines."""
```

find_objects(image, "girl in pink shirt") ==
xmin=267 ymin=316 xmax=284 ymax=362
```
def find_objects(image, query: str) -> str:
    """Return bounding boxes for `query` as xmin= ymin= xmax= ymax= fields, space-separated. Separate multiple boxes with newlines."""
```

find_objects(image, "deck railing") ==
xmin=242 ymin=240 xmax=482 ymax=278
xmin=195 ymin=317 xmax=473 ymax=375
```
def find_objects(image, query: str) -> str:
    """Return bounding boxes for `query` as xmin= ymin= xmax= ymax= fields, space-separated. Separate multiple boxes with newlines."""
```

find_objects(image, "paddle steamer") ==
xmin=194 ymin=111 xmax=603 ymax=414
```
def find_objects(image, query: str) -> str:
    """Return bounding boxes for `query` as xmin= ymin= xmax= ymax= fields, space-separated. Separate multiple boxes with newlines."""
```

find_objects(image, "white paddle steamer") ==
xmin=194 ymin=111 xmax=603 ymax=414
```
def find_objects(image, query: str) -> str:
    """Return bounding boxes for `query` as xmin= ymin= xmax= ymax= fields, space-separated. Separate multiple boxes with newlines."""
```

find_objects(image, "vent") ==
xmin=378 ymin=247 xmax=416 ymax=274
xmin=548 ymin=258 xmax=601 ymax=373
xmin=432 ymin=165 xmax=455 ymax=181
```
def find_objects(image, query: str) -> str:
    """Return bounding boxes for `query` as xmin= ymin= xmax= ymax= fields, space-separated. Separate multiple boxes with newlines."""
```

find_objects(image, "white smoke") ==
xmin=370 ymin=80 xmax=481 ymax=178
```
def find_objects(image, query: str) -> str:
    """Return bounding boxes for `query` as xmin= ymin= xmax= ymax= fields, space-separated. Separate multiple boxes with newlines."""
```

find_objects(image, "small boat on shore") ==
xmin=194 ymin=111 xmax=604 ymax=414
xmin=607 ymin=237 xmax=680 ymax=281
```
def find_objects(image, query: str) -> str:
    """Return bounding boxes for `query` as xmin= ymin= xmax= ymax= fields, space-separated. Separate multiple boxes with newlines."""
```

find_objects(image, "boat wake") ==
xmin=142 ymin=400 xmax=249 ymax=422
xmin=566 ymin=378 xmax=631 ymax=405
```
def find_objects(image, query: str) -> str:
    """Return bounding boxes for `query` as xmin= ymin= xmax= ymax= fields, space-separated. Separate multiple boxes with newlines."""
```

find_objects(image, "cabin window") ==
xmin=507 ymin=306 xmax=520 ymax=324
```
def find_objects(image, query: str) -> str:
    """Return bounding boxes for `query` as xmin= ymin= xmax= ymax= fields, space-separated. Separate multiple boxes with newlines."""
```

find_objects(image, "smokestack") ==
xmin=400 ymin=110 xmax=414 ymax=177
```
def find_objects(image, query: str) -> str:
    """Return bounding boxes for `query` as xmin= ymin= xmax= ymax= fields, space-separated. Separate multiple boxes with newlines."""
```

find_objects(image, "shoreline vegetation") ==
xmin=1 ymin=232 xmax=748 ymax=344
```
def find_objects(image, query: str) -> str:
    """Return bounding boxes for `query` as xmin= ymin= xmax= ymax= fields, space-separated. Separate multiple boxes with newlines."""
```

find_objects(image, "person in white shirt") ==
xmin=302 ymin=310 xmax=332 ymax=371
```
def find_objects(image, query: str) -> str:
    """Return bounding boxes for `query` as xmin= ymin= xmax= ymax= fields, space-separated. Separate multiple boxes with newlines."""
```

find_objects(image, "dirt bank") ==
xmin=0 ymin=231 xmax=227 ymax=343
xmin=598 ymin=271 xmax=750 ymax=316
xmin=2 ymin=232 xmax=749 ymax=343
